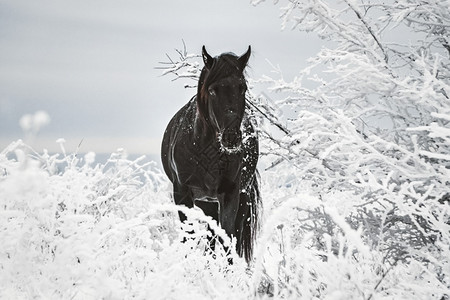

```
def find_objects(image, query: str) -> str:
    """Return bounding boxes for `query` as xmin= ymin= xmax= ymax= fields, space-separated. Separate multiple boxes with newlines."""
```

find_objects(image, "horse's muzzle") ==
xmin=218 ymin=129 xmax=242 ymax=153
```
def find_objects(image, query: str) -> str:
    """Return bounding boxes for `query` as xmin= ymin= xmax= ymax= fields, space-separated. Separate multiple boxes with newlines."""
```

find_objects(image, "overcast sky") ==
xmin=0 ymin=0 xmax=321 ymax=157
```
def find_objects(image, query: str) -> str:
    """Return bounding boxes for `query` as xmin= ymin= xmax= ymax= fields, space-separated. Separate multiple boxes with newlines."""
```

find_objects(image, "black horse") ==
xmin=161 ymin=46 xmax=260 ymax=262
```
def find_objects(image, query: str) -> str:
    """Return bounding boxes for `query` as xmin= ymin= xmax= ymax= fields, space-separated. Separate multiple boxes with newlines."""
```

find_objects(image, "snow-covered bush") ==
xmin=159 ymin=0 xmax=450 ymax=298
xmin=2 ymin=137 xmax=447 ymax=298
xmin=249 ymin=0 xmax=450 ymax=298
xmin=0 ymin=140 xmax=252 ymax=299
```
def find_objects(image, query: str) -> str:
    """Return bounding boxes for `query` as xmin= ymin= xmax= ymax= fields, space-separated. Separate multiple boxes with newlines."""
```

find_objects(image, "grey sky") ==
xmin=0 ymin=0 xmax=320 ymax=156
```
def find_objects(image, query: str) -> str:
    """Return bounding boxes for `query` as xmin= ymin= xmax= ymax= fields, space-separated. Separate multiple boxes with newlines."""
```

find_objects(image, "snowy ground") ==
xmin=1 ymin=138 xmax=448 ymax=299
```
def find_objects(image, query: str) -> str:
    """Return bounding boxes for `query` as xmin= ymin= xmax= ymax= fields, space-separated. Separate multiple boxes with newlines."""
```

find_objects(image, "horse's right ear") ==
xmin=202 ymin=46 xmax=214 ymax=69
xmin=238 ymin=45 xmax=251 ymax=71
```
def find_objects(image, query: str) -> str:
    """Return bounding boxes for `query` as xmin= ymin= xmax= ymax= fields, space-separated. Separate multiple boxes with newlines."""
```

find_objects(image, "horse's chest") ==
xmin=174 ymin=140 xmax=240 ymax=194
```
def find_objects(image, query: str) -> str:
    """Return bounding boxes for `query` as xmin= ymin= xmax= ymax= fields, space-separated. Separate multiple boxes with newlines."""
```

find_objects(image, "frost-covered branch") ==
xmin=157 ymin=4 xmax=450 ymax=294
xmin=251 ymin=0 xmax=450 ymax=296
xmin=156 ymin=41 xmax=201 ymax=88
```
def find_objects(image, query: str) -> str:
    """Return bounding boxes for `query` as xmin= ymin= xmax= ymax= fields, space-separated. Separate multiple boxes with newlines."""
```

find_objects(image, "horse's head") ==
xmin=197 ymin=46 xmax=251 ymax=153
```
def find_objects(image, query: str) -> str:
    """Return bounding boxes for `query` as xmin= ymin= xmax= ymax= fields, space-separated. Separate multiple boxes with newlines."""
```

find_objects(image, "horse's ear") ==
xmin=238 ymin=45 xmax=251 ymax=71
xmin=202 ymin=45 xmax=214 ymax=69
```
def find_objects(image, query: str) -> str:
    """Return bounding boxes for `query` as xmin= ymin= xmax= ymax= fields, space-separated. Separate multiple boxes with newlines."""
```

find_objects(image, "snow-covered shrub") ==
xmin=0 ymin=140 xmax=252 ymax=299
xmin=253 ymin=166 xmax=450 ymax=299
xmin=249 ymin=0 xmax=450 ymax=298
xmin=159 ymin=0 xmax=450 ymax=297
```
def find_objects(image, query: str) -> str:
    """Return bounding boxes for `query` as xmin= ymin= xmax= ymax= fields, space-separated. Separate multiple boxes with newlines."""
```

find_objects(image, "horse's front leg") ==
xmin=219 ymin=188 xmax=240 ymax=244
xmin=173 ymin=183 xmax=193 ymax=223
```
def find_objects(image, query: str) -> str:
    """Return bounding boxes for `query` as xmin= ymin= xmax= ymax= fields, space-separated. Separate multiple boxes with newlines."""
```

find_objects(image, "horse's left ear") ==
xmin=202 ymin=45 xmax=214 ymax=70
xmin=238 ymin=45 xmax=251 ymax=71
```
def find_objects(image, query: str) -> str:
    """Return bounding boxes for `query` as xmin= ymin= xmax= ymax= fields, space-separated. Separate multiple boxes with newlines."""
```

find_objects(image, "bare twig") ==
xmin=344 ymin=0 xmax=389 ymax=63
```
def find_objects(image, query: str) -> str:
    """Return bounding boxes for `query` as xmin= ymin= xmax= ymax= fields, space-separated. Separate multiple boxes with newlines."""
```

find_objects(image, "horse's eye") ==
xmin=208 ymin=88 xmax=216 ymax=97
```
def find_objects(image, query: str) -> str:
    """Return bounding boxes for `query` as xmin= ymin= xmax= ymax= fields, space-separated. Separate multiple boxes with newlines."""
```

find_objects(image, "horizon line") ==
xmin=0 ymin=136 xmax=161 ymax=156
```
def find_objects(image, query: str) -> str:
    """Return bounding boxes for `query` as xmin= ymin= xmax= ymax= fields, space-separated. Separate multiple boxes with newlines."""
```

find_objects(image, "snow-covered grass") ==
xmin=1 ymin=138 xmax=448 ymax=299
